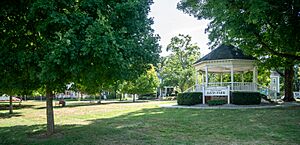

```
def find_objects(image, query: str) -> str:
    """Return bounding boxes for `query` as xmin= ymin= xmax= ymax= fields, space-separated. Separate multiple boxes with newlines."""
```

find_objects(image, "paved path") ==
xmin=160 ymin=102 xmax=300 ymax=109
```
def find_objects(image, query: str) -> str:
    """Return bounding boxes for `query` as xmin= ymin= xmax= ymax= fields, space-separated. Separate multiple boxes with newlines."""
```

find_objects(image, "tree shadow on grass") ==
xmin=0 ymin=104 xmax=35 ymax=110
xmin=1 ymin=106 xmax=300 ymax=145
xmin=0 ymin=112 xmax=23 ymax=119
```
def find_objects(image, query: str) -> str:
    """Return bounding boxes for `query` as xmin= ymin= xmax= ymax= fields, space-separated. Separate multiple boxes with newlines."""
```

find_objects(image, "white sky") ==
xmin=149 ymin=0 xmax=211 ymax=57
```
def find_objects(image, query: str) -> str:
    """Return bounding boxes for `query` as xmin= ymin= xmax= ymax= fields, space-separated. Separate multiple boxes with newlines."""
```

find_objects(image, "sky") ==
xmin=149 ymin=0 xmax=211 ymax=57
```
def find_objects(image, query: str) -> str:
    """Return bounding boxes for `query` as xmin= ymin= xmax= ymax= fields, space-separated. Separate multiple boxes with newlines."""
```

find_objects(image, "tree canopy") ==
xmin=178 ymin=0 xmax=300 ymax=101
xmin=120 ymin=65 xmax=159 ymax=96
xmin=160 ymin=34 xmax=200 ymax=92
xmin=0 ymin=0 xmax=160 ymax=135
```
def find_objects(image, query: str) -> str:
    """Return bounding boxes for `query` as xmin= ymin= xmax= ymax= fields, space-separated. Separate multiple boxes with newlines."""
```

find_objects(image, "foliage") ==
xmin=120 ymin=65 xmax=159 ymax=95
xmin=177 ymin=92 xmax=202 ymax=105
xmin=207 ymin=100 xmax=227 ymax=106
xmin=138 ymin=93 xmax=156 ymax=100
xmin=161 ymin=34 xmax=200 ymax=92
xmin=178 ymin=0 xmax=300 ymax=101
xmin=230 ymin=92 xmax=261 ymax=105
xmin=0 ymin=0 xmax=160 ymax=134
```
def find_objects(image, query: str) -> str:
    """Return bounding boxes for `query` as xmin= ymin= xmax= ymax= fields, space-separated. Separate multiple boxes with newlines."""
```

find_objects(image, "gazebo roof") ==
xmin=195 ymin=44 xmax=254 ymax=64
xmin=194 ymin=44 xmax=256 ymax=73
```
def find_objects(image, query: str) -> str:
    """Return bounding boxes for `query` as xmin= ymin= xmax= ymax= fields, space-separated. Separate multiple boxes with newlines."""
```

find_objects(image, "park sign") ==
xmin=204 ymin=87 xmax=229 ymax=96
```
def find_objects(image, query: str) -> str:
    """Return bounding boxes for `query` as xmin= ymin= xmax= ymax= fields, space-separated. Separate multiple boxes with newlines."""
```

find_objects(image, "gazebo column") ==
xmin=253 ymin=66 xmax=258 ymax=91
xmin=201 ymin=72 xmax=205 ymax=85
xmin=205 ymin=66 xmax=208 ymax=87
xmin=253 ymin=67 xmax=257 ymax=83
xmin=241 ymin=73 xmax=244 ymax=83
xmin=220 ymin=73 xmax=223 ymax=86
xmin=195 ymin=71 xmax=199 ymax=91
xmin=230 ymin=65 xmax=234 ymax=90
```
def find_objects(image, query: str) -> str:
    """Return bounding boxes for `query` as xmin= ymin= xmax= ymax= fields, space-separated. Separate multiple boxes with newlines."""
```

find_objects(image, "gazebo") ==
xmin=189 ymin=44 xmax=258 ymax=104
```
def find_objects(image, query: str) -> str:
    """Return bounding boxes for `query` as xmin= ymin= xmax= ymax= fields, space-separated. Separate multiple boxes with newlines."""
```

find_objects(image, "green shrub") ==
xmin=230 ymin=92 xmax=261 ymax=105
xmin=177 ymin=92 xmax=202 ymax=106
xmin=207 ymin=100 xmax=227 ymax=106
xmin=138 ymin=93 xmax=156 ymax=100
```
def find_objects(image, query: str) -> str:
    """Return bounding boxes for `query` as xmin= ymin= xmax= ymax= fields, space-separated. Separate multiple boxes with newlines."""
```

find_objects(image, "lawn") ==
xmin=0 ymin=100 xmax=299 ymax=145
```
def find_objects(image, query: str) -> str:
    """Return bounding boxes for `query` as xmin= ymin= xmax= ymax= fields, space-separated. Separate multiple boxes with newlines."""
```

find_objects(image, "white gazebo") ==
xmin=188 ymin=44 xmax=258 ymax=104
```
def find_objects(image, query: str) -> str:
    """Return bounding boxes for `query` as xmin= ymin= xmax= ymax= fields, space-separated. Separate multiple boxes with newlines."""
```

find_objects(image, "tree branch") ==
xmin=253 ymin=32 xmax=300 ymax=60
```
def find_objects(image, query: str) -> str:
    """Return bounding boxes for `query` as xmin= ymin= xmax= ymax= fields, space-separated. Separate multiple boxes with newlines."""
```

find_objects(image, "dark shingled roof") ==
xmin=195 ymin=44 xmax=255 ymax=64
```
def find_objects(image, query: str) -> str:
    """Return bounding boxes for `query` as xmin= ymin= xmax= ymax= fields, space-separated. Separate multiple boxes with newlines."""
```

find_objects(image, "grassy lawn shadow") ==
xmin=2 ymin=106 xmax=300 ymax=144
xmin=0 ymin=104 xmax=35 ymax=110
xmin=0 ymin=112 xmax=23 ymax=119
xmin=1 ymin=102 xmax=300 ymax=145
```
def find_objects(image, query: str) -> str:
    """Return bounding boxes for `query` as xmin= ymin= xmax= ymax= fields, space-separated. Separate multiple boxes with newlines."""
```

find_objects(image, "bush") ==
xmin=138 ymin=93 xmax=156 ymax=100
xmin=230 ymin=92 xmax=261 ymax=105
xmin=177 ymin=92 xmax=202 ymax=106
xmin=207 ymin=100 xmax=227 ymax=106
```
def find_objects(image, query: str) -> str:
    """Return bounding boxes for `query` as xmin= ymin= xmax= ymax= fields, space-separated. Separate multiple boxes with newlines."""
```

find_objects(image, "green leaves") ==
xmin=0 ymin=0 xmax=160 ymax=93
xmin=161 ymin=34 xmax=200 ymax=92
xmin=178 ymin=0 xmax=300 ymax=61
xmin=121 ymin=65 xmax=159 ymax=95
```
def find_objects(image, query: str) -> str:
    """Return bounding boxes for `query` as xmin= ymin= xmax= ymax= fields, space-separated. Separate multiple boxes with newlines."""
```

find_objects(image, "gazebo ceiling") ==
xmin=196 ymin=60 xmax=255 ymax=73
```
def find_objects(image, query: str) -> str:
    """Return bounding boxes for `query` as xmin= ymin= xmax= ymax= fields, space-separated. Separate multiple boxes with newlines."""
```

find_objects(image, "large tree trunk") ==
xmin=9 ymin=95 xmax=13 ymax=114
xmin=46 ymin=87 xmax=55 ymax=135
xmin=283 ymin=64 xmax=295 ymax=102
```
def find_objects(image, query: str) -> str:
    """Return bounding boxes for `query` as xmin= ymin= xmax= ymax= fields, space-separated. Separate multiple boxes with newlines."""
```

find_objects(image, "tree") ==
xmin=178 ymin=0 xmax=300 ymax=101
xmin=0 ymin=0 xmax=159 ymax=135
xmin=0 ymin=1 xmax=40 ymax=114
xmin=120 ymin=65 xmax=159 ymax=102
xmin=161 ymin=34 xmax=201 ymax=92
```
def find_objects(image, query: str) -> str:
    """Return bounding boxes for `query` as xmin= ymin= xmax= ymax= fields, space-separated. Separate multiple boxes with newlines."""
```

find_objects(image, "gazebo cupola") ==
xmin=190 ymin=44 xmax=258 ymax=104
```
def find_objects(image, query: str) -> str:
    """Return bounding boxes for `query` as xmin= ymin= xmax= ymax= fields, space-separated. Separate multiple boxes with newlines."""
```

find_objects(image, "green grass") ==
xmin=0 ymin=101 xmax=300 ymax=145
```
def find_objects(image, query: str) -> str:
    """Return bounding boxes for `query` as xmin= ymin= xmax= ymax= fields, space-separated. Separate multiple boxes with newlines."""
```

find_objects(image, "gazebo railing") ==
xmin=184 ymin=82 xmax=258 ymax=93
xmin=232 ymin=82 xmax=257 ymax=92
xmin=206 ymin=82 xmax=257 ymax=92
xmin=257 ymin=84 xmax=279 ymax=101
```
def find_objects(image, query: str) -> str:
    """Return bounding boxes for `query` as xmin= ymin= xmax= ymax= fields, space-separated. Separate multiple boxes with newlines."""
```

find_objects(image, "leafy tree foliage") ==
xmin=0 ymin=0 xmax=159 ymax=135
xmin=178 ymin=0 xmax=300 ymax=101
xmin=161 ymin=34 xmax=200 ymax=92
xmin=0 ymin=1 xmax=40 ymax=114
xmin=120 ymin=65 xmax=159 ymax=101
